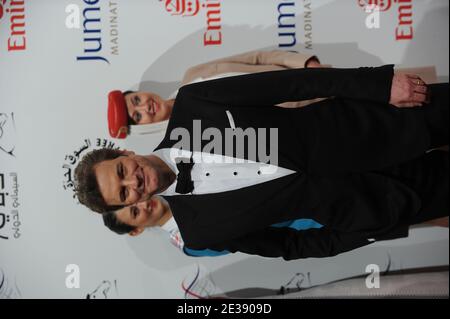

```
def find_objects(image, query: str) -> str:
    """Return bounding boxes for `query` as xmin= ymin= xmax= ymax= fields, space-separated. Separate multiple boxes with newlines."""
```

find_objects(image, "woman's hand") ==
xmin=389 ymin=73 xmax=430 ymax=108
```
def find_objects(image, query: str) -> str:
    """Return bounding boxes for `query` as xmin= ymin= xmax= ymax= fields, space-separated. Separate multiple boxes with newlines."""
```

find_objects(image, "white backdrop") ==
xmin=0 ymin=0 xmax=448 ymax=298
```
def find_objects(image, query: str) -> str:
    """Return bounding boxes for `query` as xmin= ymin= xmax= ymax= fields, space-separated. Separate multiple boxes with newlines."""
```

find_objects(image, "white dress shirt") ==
xmin=153 ymin=148 xmax=296 ymax=196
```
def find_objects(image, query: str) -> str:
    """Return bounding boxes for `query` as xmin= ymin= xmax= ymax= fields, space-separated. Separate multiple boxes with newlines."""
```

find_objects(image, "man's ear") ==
xmin=122 ymin=150 xmax=135 ymax=156
xmin=129 ymin=227 xmax=144 ymax=236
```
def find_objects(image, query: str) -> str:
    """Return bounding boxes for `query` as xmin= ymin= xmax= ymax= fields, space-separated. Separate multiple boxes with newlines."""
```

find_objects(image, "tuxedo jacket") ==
xmin=180 ymin=49 xmax=438 ymax=109
xmin=156 ymin=65 xmax=433 ymax=260
xmin=181 ymin=50 xmax=437 ymax=85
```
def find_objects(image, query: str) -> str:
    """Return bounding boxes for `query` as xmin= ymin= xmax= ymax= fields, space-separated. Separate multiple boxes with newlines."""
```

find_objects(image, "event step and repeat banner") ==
xmin=0 ymin=0 xmax=448 ymax=298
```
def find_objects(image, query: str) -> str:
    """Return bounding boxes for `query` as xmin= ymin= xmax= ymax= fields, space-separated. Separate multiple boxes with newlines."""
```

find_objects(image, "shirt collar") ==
xmin=160 ymin=216 xmax=178 ymax=233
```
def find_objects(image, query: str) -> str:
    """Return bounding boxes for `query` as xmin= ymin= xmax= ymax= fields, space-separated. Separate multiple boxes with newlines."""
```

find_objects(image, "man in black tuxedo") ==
xmin=75 ymin=65 xmax=448 ymax=260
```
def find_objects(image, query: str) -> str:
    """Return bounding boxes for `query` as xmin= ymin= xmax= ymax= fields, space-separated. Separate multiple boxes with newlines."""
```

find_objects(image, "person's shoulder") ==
xmin=181 ymin=64 xmax=206 ymax=85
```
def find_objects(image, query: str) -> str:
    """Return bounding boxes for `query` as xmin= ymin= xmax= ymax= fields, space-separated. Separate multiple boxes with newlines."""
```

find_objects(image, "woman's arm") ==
xmin=199 ymin=50 xmax=319 ymax=69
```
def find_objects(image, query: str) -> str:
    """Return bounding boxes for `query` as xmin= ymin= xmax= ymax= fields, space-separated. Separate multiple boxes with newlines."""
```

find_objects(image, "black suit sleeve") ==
xmin=178 ymin=65 xmax=394 ymax=106
xmin=214 ymin=226 xmax=371 ymax=261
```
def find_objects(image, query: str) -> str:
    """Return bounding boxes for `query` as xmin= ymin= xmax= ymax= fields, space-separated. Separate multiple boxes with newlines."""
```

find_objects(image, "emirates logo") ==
xmin=357 ymin=0 xmax=414 ymax=41
xmin=358 ymin=0 xmax=395 ymax=12
xmin=0 ymin=0 xmax=7 ymax=20
xmin=159 ymin=0 xmax=201 ymax=17
xmin=159 ymin=0 xmax=224 ymax=46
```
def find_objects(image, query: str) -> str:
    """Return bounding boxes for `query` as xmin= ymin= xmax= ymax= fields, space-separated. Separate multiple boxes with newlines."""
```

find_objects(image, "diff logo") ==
xmin=0 ymin=0 xmax=27 ymax=52
xmin=0 ymin=112 xmax=16 ymax=158
xmin=358 ymin=0 xmax=414 ymax=40
xmin=159 ymin=0 xmax=223 ymax=46
xmin=0 ymin=172 xmax=21 ymax=240
xmin=62 ymin=138 xmax=121 ymax=198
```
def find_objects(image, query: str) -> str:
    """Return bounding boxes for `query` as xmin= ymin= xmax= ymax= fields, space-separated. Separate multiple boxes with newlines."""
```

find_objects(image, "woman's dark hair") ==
xmin=102 ymin=211 xmax=136 ymax=235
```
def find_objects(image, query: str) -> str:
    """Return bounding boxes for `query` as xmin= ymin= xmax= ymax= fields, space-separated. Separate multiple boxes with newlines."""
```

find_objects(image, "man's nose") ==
xmin=123 ymin=174 xmax=139 ymax=190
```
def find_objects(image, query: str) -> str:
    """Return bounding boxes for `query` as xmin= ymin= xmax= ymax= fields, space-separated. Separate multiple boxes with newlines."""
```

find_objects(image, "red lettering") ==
xmin=203 ymin=31 xmax=222 ymax=46
xmin=395 ymin=26 xmax=413 ymax=40
xmin=395 ymin=1 xmax=413 ymax=40
xmin=7 ymin=36 xmax=26 ymax=51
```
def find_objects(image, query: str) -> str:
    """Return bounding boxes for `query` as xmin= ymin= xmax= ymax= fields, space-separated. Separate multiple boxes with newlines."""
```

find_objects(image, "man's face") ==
xmin=94 ymin=154 xmax=161 ymax=206
xmin=124 ymin=91 xmax=172 ymax=125
xmin=115 ymin=197 xmax=168 ymax=229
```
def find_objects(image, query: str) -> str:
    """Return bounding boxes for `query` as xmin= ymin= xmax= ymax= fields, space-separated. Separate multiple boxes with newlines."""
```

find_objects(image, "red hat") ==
xmin=108 ymin=90 xmax=128 ymax=139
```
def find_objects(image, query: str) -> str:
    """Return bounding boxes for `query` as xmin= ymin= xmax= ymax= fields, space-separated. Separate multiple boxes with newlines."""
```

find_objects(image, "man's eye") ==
xmin=120 ymin=187 xmax=127 ymax=202
xmin=119 ymin=164 xmax=124 ymax=178
xmin=117 ymin=163 xmax=124 ymax=179
xmin=121 ymin=163 xmax=127 ymax=178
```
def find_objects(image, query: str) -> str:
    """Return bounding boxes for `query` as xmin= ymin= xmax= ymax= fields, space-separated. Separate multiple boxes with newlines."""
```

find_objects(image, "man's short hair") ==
xmin=74 ymin=148 xmax=124 ymax=213
xmin=103 ymin=211 xmax=136 ymax=235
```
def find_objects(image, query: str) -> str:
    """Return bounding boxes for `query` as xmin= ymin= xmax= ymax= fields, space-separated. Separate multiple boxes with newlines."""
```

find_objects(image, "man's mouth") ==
xmin=136 ymin=167 xmax=145 ymax=194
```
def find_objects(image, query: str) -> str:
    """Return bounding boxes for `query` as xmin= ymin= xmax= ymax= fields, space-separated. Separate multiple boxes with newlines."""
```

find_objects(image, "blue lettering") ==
xmin=76 ymin=55 xmax=110 ymax=64
xmin=77 ymin=0 xmax=107 ymax=63
xmin=277 ymin=1 xmax=297 ymax=48
xmin=83 ymin=7 xmax=101 ymax=33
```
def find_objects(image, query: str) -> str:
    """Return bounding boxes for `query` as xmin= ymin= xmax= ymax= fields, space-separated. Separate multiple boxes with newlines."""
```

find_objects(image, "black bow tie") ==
xmin=175 ymin=157 xmax=195 ymax=194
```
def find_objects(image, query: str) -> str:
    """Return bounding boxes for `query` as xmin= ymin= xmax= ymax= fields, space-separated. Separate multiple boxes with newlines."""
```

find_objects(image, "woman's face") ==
xmin=124 ymin=91 xmax=172 ymax=125
xmin=115 ymin=196 xmax=169 ymax=229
